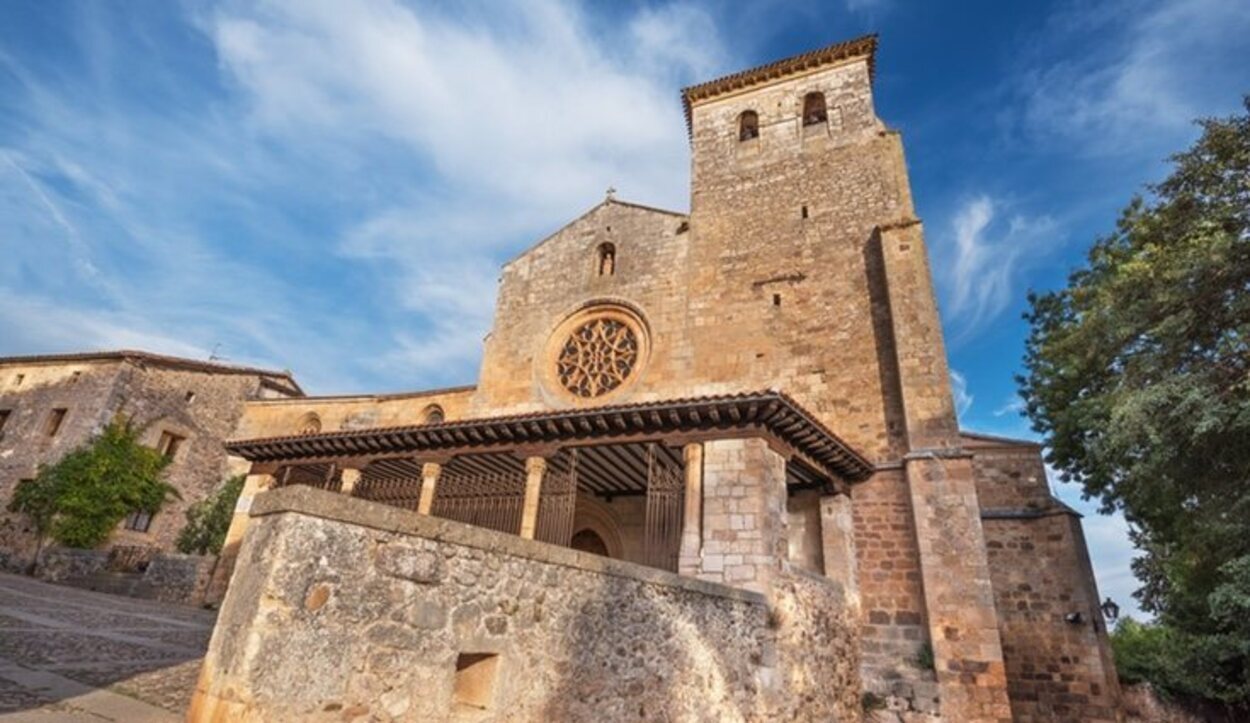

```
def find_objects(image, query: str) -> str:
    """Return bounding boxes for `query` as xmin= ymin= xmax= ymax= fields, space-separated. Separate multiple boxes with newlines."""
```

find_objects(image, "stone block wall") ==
xmin=234 ymin=386 xmax=476 ymax=439
xmin=694 ymin=438 xmax=787 ymax=594
xmin=852 ymin=469 xmax=929 ymax=688
xmin=966 ymin=436 xmax=1052 ymax=510
xmin=472 ymin=199 xmax=692 ymax=416
xmin=983 ymin=513 xmax=1121 ymax=721
xmin=109 ymin=364 xmax=279 ymax=552
xmin=985 ymin=510 xmax=1125 ymax=715
xmin=0 ymin=362 xmax=123 ymax=569
xmin=142 ymin=553 xmax=217 ymax=606
xmin=191 ymin=485 xmax=863 ymax=722
xmin=972 ymin=439 xmax=1122 ymax=721
xmin=34 ymin=547 xmax=110 ymax=582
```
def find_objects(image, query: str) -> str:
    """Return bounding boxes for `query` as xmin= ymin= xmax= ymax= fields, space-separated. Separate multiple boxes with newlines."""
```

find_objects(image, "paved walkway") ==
xmin=0 ymin=573 xmax=215 ymax=721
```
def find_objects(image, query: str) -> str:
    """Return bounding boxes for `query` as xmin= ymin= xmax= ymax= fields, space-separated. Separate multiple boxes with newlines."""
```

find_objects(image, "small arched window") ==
xmin=422 ymin=404 xmax=445 ymax=424
xmin=802 ymin=92 xmax=827 ymax=126
xmin=597 ymin=242 xmax=616 ymax=277
xmin=297 ymin=412 xmax=322 ymax=435
xmin=738 ymin=110 xmax=759 ymax=141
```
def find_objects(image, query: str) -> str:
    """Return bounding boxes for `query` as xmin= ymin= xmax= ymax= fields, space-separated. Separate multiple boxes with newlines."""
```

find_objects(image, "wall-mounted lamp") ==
xmin=1100 ymin=597 xmax=1120 ymax=622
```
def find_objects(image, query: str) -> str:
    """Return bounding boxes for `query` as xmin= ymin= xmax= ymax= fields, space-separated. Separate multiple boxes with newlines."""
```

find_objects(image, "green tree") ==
xmin=1020 ymin=98 xmax=1250 ymax=706
xmin=176 ymin=474 xmax=245 ymax=556
xmin=7 ymin=475 xmax=63 ymax=572
xmin=9 ymin=416 xmax=179 ymax=551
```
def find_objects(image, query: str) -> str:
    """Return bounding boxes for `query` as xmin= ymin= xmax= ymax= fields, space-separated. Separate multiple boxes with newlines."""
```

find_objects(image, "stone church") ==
xmin=193 ymin=35 xmax=1122 ymax=722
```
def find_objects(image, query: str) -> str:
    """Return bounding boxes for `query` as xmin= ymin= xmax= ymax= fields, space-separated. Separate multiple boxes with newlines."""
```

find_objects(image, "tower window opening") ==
xmin=801 ymin=205 xmax=809 ymax=219
xmin=738 ymin=110 xmax=759 ymax=141
xmin=597 ymin=242 xmax=616 ymax=277
xmin=773 ymin=294 xmax=782 ymax=307
xmin=802 ymin=92 xmax=827 ymax=126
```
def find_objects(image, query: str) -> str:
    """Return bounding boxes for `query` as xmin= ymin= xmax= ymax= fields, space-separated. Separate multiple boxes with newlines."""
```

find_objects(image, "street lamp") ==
xmin=1100 ymin=597 xmax=1120 ymax=622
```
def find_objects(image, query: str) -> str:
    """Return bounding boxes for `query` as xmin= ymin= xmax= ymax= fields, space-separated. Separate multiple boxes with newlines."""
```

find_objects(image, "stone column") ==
xmin=204 ymin=469 xmax=274 ymax=605
xmin=519 ymin=456 xmax=547 ymax=540
xmin=820 ymin=493 xmax=860 ymax=614
xmin=339 ymin=468 xmax=361 ymax=497
xmin=417 ymin=462 xmax=442 ymax=515
xmin=678 ymin=442 xmax=704 ymax=576
xmin=695 ymin=438 xmax=787 ymax=594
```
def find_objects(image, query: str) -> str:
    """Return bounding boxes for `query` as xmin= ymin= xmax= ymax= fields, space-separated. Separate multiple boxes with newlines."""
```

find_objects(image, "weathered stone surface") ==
xmin=376 ymin=544 xmax=442 ymax=584
xmin=190 ymin=488 xmax=861 ymax=722
xmin=974 ymin=436 xmax=1123 ymax=723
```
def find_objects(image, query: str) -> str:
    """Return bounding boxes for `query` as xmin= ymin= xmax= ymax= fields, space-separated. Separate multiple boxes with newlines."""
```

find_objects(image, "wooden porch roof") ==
xmin=226 ymin=390 xmax=875 ymax=482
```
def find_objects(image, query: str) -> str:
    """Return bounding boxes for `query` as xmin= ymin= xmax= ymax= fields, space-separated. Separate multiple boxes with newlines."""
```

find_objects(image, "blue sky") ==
xmin=2 ymin=0 xmax=1248 ymax=620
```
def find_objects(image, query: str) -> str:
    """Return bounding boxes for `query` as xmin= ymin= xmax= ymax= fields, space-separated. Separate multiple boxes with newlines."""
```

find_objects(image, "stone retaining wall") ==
xmin=142 ymin=552 xmax=217 ymax=606
xmin=35 ymin=547 xmax=110 ymax=582
xmin=191 ymin=485 xmax=862 ymax=722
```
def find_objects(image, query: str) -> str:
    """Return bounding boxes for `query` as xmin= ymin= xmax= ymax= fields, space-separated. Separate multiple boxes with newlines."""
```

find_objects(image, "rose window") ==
xmin=556 ymin=318 xmax=639 ymax=398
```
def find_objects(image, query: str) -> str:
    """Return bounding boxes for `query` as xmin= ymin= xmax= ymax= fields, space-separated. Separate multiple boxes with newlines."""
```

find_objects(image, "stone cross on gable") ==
xmin=605 ymin=186 xmax=616 ymax=200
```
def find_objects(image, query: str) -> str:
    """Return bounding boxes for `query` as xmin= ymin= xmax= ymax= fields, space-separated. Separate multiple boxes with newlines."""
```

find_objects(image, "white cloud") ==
xmin=1017 ymin=0 xmax=1250 ymax=157
xmin=0 ymin=1 xmax=729 ymax=393
xmin=949 ymin=369 xmax=974 ymax=419
xmin=993 ymin=396 xmax=1025 ymax=418
xmin=939 ymin=195 xmax=1057 ymax=338
xmin=208 ymin=0 xmax=710 ymax=207
xmin=200 ymin=0 xmax=724 ymax=382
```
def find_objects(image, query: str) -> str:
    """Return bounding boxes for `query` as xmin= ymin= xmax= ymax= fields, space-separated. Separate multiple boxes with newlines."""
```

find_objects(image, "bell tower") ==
xmin=682 ymin=37 xmax=1015 ymax=722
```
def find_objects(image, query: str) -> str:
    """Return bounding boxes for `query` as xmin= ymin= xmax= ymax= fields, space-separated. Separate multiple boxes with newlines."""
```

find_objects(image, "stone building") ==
xmin=195 ymin=36 xmax=1123 ymax=722
xmin=0 ymin=350 xmax=301 ymax=570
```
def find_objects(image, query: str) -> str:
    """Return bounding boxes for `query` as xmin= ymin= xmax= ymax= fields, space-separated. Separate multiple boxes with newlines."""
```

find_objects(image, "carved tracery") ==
xmin=556 ymin=317 xmax=639 ymax=398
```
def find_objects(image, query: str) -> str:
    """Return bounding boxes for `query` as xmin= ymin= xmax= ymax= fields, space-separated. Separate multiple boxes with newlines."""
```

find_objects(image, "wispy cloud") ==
xmin=1014 ymin=0 xmax=1250 ymax=158
xmin=0 ymin=1 xmax=728 ymax=392
xmin=949 ymin=369 xmax=974 ymax=419
xmin=992 ymin=395 xmax=1025 ymax=418
xmin=937 ymin=195 xmax=1058 ymax=338
xmin=201 ymin=0 xmax=723 ymax=382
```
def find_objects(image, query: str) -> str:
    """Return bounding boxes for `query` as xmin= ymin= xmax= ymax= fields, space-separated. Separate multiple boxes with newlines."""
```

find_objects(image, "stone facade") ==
xmin=192 ymin=486 xmax=861 ymax=722
xmin=970 ymin=434 xmax=1123 ymax=722
xmin=0 ymin=351 xmax=300 ymax=570
xmin=214 ymin=35 xmax=1124 ymax=722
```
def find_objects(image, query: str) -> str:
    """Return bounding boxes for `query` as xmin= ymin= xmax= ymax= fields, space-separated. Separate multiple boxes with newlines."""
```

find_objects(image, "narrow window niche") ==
xmin=453 ymin=653 xmax=500 ymax=711
xmin=45 ymin=408 xmax=67 ymax=437
xmin=597 ymin=242 xmax=616 ymax=277
xmin=738 ymin=110 xmax=759 ymax=142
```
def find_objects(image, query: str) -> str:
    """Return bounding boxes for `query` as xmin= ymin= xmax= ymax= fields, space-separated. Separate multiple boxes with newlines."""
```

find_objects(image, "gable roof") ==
xmin=0 ymin=350 xmax=303 ymax=393
xmin=680 ymin=34 xmax=878 ymax=137
xmin=502 ymin=196 xmax=688 ymax=269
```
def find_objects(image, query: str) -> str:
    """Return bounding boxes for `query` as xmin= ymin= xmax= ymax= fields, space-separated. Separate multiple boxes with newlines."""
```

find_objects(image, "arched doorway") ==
xmin=570 ymin=528 xmax=610 ymax=558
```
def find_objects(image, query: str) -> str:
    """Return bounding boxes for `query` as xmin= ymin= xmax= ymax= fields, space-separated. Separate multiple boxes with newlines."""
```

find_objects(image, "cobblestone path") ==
xmin=0 ymin=572 xmax=215 ymax=721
